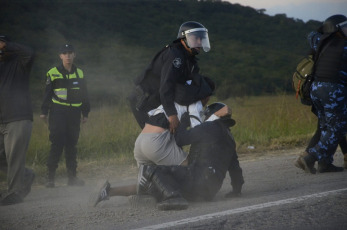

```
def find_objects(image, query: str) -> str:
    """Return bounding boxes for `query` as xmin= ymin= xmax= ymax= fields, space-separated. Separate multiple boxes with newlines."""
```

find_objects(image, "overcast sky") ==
xmin=224 ymin=0 xmax=347 ymax=22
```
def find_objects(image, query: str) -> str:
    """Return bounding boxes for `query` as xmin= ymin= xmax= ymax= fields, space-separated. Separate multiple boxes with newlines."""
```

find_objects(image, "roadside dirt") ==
xmin=0 ymin=147 xmax=307 ymax=230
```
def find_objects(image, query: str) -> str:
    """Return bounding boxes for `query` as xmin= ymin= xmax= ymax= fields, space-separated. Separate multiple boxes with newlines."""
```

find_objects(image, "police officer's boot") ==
xmin=136 ymin=164 xmax=188 ymax=210
xmin=149 ymin=166 xmax=188 ymax=211
xmin=45 ymin=170 xmax=55 ymax=188
xmin=67 ymin=170 xmax=85 ymax=186
xmin=299 ymin=154 xmax=317 ymax=174
xmin=344 ymin=153 xmax=347 ymax=169
xmin=294 ymin=151 xmax=309 ymax=170
xmin=318 ymin=160 xmax=344 ymax=173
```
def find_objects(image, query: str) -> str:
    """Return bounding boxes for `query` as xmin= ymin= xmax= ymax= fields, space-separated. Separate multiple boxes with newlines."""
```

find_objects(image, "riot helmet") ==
xmin=177 ymin=21 xmax=210 ymax=53
xmin=318 ymin=14 xmax=347 ymax=34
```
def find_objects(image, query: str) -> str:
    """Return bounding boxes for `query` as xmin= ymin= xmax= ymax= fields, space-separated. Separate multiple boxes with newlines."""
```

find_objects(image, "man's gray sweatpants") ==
xmin=0 ymin=120 xmax=32 ymax=195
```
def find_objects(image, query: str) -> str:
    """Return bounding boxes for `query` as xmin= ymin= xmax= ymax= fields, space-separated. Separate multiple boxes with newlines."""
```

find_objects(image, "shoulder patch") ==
xmin=172 ymin=58 xmax=182 ymax=68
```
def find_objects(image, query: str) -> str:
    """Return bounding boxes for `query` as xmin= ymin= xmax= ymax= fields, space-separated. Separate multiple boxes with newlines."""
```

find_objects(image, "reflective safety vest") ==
xmin=47 ymin=67 xmax=84 ymax=107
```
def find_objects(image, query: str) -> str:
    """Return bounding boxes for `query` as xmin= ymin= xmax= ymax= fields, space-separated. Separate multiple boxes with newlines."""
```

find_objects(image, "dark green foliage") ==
xmin=0 ymin=0 xmax=321 ymax=107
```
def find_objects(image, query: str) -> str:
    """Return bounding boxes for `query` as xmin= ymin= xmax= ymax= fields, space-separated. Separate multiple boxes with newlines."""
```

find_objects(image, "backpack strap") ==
xmin=186 ymin=105 xmax=202 ymax=124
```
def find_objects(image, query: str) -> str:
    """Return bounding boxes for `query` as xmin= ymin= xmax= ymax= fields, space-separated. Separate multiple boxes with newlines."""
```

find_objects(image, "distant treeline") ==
xmin=0 ymin=0 xmax=321 ymax=109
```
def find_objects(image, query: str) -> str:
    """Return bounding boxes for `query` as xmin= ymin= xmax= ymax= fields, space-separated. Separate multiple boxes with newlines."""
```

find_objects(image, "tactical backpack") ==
xmin=292 ymin=55 xmax=315 ymax=106
xmin=292 ymin=35 xmax=334 ymax=106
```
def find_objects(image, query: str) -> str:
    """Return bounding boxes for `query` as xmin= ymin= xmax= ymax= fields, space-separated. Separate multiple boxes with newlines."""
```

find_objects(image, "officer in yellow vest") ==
xmin=40 ymin=44 xmax=90 ymax=188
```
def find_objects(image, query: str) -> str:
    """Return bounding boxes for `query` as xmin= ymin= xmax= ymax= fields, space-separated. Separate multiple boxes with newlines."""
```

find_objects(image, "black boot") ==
xmin=67 ymin=170 xmax=84 ymax=186
xmin=300 ymin=154 xmax=317 ymax=174
xmin=225 ymin=181 xmax=243 ymax=198
xmin=318 ymin=162 xmax=344 ymax=173
xmin=45 ymin=170 xmax=55 ymax=188
xmin=149 ymin=166 xmax=188 ymax=211
xmin=294 ymin=151 xmax=309 ymax=170
xmin=138 ymin=165 xmax=188 ymax=210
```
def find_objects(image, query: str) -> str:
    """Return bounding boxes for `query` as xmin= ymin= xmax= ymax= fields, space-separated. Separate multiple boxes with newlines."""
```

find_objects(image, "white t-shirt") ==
xmin=147 ymin=101 xmax=204 ymax=128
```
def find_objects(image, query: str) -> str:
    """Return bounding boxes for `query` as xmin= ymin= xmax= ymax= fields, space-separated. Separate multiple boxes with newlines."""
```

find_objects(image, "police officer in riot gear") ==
xmin=129 ymin=21 xmax=211 ymax=133
xmin=299 ymin=15 xmax=347 ymax=174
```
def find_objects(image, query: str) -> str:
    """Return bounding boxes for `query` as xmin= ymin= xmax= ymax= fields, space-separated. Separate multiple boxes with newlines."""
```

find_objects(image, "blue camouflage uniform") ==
xmin=308 ymin=35 xmax=347 ymax=164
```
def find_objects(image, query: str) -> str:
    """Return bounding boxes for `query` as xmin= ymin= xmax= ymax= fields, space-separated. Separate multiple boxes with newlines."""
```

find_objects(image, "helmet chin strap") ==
xmin=180 ymin=39 xmax=199 ymax=55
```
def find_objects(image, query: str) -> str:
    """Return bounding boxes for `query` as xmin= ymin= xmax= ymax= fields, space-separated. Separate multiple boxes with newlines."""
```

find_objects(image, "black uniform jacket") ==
xmin=135 ymin=41 xmax=199 ymax=117
xmin=175 ymin=113 xmax=243 ymax=200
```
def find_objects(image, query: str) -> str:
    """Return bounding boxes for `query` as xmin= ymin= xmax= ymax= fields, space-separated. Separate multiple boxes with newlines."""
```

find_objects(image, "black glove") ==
xmin=180 ymin=112 xmax=191 ymax=128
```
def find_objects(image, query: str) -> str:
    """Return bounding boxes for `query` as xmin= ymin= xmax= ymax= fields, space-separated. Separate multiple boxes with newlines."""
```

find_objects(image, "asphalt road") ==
xmin=1 ymin=148 xmax=346 ymax=230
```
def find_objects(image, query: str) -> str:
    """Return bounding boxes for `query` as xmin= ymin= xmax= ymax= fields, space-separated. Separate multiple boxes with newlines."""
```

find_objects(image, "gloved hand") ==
xmin=180 ymin=112 xmax=191 ymax=127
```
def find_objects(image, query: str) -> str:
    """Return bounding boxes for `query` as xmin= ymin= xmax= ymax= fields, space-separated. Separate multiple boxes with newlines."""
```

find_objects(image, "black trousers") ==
xmin=47 ymin=104 xmax=81 ymax=175
xmin=151 ymin=164 xmax=230 ymax=202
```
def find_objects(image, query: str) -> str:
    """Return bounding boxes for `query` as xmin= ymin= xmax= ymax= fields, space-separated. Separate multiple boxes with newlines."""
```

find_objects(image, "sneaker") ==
xmin=318 ymin=162 xmax=344 ymax=173
xmin=156 ymin=197 xmax=189 ymax=211
xmin=0 ymin=192 xmax=23 ymax=206
xmin=137 ymin=164 xmax=149 ymax=195
xmin=20 ymin=168 xmax=35 ymax=198
xmin=300 ymin=155 xmax=316 ymax=174
xmin=67 ymin=177 xmax=85 ymax=186
xmin=90 ymin=180 xmax=110 ymax=207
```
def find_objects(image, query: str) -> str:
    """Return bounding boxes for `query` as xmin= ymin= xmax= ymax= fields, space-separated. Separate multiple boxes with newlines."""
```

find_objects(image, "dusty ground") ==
xmin=1 ymin=147 xmax=346 ymax=230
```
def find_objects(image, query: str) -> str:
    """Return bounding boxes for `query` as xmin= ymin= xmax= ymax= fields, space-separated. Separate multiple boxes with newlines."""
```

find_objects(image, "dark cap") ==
xmin=59 ymin=44 xmax=75 ymax=53
xmin=0 ymin=35 xmax=9 ymax=42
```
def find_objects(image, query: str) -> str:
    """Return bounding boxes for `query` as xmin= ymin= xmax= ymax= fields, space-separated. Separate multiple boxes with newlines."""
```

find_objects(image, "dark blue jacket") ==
xmin=0 ymin=42 xmax=34 ymax=124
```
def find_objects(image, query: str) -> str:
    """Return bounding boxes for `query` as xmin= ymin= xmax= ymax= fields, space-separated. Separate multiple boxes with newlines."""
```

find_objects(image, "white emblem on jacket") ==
xmin=172 ymin=58 xmax=182 ymax=68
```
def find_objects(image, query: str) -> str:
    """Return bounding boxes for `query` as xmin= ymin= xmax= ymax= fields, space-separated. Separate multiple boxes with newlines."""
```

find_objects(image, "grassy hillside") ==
xmin=1 ymin=0 xmax=321 ymax=109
